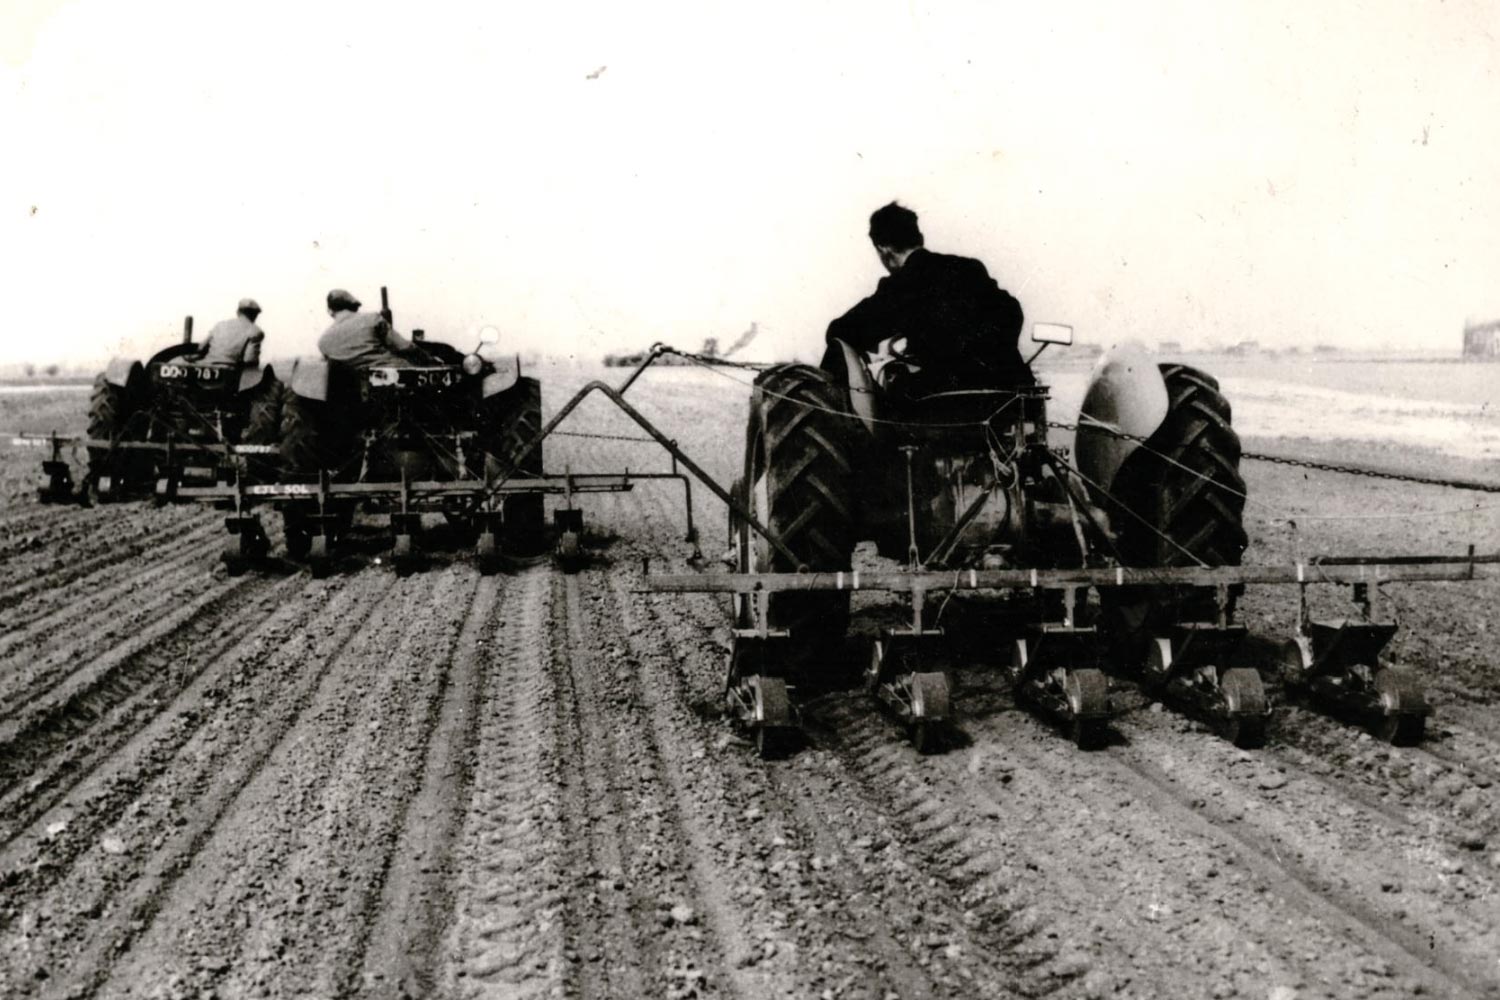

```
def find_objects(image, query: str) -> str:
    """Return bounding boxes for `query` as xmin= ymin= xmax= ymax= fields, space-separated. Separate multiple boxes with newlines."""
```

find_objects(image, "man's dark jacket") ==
xmin=823 ymin=248 xmax=1028 ymax=391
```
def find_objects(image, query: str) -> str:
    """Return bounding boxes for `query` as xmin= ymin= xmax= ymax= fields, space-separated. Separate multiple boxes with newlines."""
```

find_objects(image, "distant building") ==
xmin=1157 ymin=340 xmax=1182 ymax=354
xmin=1463 ymin=319 xmax=1500 ymax=359
xmin=1224 ymin=340 xmax=1261 ymax=356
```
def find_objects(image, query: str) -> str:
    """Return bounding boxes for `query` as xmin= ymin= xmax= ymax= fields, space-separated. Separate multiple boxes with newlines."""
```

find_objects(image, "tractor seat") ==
xmin=887 ymin=384 xmax=1047 ymax=448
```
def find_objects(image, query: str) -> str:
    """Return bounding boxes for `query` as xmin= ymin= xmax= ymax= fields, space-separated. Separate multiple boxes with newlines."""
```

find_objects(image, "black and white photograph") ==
xmin=1 ymin=2 xmax=1497 ymax=997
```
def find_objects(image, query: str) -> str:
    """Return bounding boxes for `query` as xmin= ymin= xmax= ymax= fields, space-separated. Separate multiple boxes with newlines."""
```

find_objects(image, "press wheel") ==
xmin=309 ymin=534 xmax=332 ymax=579
xmin=751 ymin=675 xmax=793 ymax=760
xmin=476 ymin=531 xmax=501 ymax=576
xmin=392 ymin=533 xmax=417 ymax=577
xmin=222 ymin=537 xmax=249 ymax=577
xmin=1372 ymin=668 xmax=1427 ymax=746
xmin=1219 ymin=667 xmax=1269 ymax=750
xmin=284 ymin=510 xmax=312 ymax=560
xmin=908 ymin=671 xmax=951 ymax=754
xmin=1064 ymin=669 xmax=1110 ymax=750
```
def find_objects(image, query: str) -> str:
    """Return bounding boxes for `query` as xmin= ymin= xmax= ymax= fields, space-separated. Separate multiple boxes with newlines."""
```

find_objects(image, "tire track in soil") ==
xmin=355 ymin=574 xmax=505 ymax=997
xmin=102 ymin=570 xmax=478 ymax=1000
xmin=0 ymin=573 xmax=395 ymax=998
xmin=437 ymin=567 xmax=569 ymax=1000
xmin=0 ymin=508 xmax=214 ymax=610
xmin=0 ymin=573 xmax=295 ymax=828
xmin=614 ymin=558 xmax=1056 ymax=1000
xmin=1104 ymin=712 xmax=1500 ymax=999
xmin=827 ymin=696 xmax=1397 ymax=1000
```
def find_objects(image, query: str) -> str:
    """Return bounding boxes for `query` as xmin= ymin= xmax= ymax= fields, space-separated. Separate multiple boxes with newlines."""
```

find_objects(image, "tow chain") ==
xmin=1048 ymin=420 xmax=1500 ymax=494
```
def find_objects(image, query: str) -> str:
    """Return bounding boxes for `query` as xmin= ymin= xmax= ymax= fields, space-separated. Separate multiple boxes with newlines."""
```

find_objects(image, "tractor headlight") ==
xmin=461 ymin=353 xmax=484 ymax=376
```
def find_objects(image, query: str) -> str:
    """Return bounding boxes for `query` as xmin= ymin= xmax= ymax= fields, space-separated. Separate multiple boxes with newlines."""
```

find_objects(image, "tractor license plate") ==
xmin=369 ymin=367 xmax=460 ymax=389
xmin=157 ymin=363 xmax=224 ymax=382
xmin=245 ymin=483 xmax=320 ymax=496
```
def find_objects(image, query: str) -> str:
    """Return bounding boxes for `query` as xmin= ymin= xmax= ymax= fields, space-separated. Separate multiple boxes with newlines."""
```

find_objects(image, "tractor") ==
xmin=255 ymin=316 xmax=545 ymax=577
xmin=684 ymin=324 xmax=1358 ymax=756
xmin=81 ymin=316 xmax=281 ymax=502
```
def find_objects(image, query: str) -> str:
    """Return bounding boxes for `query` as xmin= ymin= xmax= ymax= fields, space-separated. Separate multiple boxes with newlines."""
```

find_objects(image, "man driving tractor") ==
xmin=821 ymin=202 xmax=1029 ymax=399
xmin=198 ymin=298 xmax=266 ymax=366
xmin=316 ymin=288 xmax=431 ymax=369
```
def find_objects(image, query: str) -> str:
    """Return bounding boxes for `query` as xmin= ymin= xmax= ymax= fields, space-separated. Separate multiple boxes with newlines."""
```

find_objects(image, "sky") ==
xmin=1 ymin=0 xmax=1497 ymax=368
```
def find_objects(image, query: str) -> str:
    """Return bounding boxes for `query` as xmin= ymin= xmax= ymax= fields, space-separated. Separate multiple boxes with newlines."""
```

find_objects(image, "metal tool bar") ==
xmin=9 ymin=434 xmax=283 ymax=456
xmin=648 ymin=556 xmax=1500 ymax=593
xmin=175 ymin=473 xmax=653 ymax=500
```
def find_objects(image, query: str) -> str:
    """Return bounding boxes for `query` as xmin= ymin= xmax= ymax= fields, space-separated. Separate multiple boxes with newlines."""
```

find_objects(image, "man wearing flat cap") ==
xmin=198 ymin=298 xmax=266 ymax=366
xmin=822 ymin=202 xmax=1029 ymax=398
xmin=316 ymin=288 xmax=427 ymax=369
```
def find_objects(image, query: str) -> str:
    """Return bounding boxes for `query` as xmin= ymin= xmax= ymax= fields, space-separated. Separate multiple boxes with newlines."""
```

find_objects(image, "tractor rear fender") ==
xmin=103 ymin=357 xmax=143 ymax=390
xmin=237 ymin=363 xmax=270 ymax=394
xmin=1075 ymin=345 xmax=1170 ymax=494
xmin=288 ymin=356 xmax=332 ymax=402
xmin=480 ymin=354 xmax=521 ymax=398
xmin=837 ymin=340 xmax=880 ymax=436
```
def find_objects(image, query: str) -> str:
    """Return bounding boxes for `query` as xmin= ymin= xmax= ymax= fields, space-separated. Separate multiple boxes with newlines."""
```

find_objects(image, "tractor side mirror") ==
xmin=1027 ymin=323 xmax=1073 ymax=365
xmin=478 ymin=326 xmax=501 ymax=345
xmin=1031 ymin=323 xmax=1073 ymax=345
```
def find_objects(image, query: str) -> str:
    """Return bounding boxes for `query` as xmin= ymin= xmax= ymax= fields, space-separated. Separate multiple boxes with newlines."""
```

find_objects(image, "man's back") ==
xmin=318 ymin=311 xmax=409 ymax=369
xmin=827 ymin=247 xmax=1027 ymax=390
xmin=200 ymin=315 xmax=263 ymax=366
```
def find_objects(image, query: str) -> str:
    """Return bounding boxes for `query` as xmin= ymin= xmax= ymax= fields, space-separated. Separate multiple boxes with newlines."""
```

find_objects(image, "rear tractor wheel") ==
xmin=243 ymin=375 xmax=285 ymax=482
xmin=86 ymin=373 xmax=138 ymax=498
xmin=279 ymin=391 xmax=325 ymax=481
xmin=1102 ymin=364 xmax=1248 ymax=645
xmin=735 ymin=364 xmax=857 ymax=685
xmin=480 ymin=377 xmax=546 ymax=556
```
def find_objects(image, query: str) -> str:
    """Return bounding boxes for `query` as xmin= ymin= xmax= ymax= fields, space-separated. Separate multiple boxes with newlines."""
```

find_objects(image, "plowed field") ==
xmin=2 ymin=362 xmax=1498 ymax=1000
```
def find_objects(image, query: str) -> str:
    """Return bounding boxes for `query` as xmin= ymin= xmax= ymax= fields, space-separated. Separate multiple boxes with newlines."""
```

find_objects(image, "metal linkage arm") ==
xmin=478 ymin=377 xmax=805 ymax=570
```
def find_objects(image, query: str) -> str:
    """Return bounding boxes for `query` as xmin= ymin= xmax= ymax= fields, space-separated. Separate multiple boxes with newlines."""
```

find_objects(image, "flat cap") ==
xmin=237 ymin=297 xmax=261 ymax=313
xmin=326 ymin=288 xmax=362 ymax=311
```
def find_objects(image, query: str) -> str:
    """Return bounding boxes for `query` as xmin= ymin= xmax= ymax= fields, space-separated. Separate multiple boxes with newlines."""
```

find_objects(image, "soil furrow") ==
xmin=354 ymin=574 xmax=504 ymax=997
xmin=0 ymin=574 xmax=304 ymax=852
xmin=0 ymin=574 xmax=396 ymax=998
xmin=1106 ymin=741 xmax=1498 ymax=998
xmin=545 ymin=572 xmax=650 ymax=998
xmin=0 ymin=524 xmax=221 ymax=656
xmin=0 ymin=553 xmax=231 ymax=714
xmin=0 ymin=573 xmax=277 ymax=800
xmin=143 ymin=570 xmax=480 ymax=1000
xmin=0 ymin=507 xmax=213 ymax=609
xmin=819 ymin=673 xmax=1438 ymax=1000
